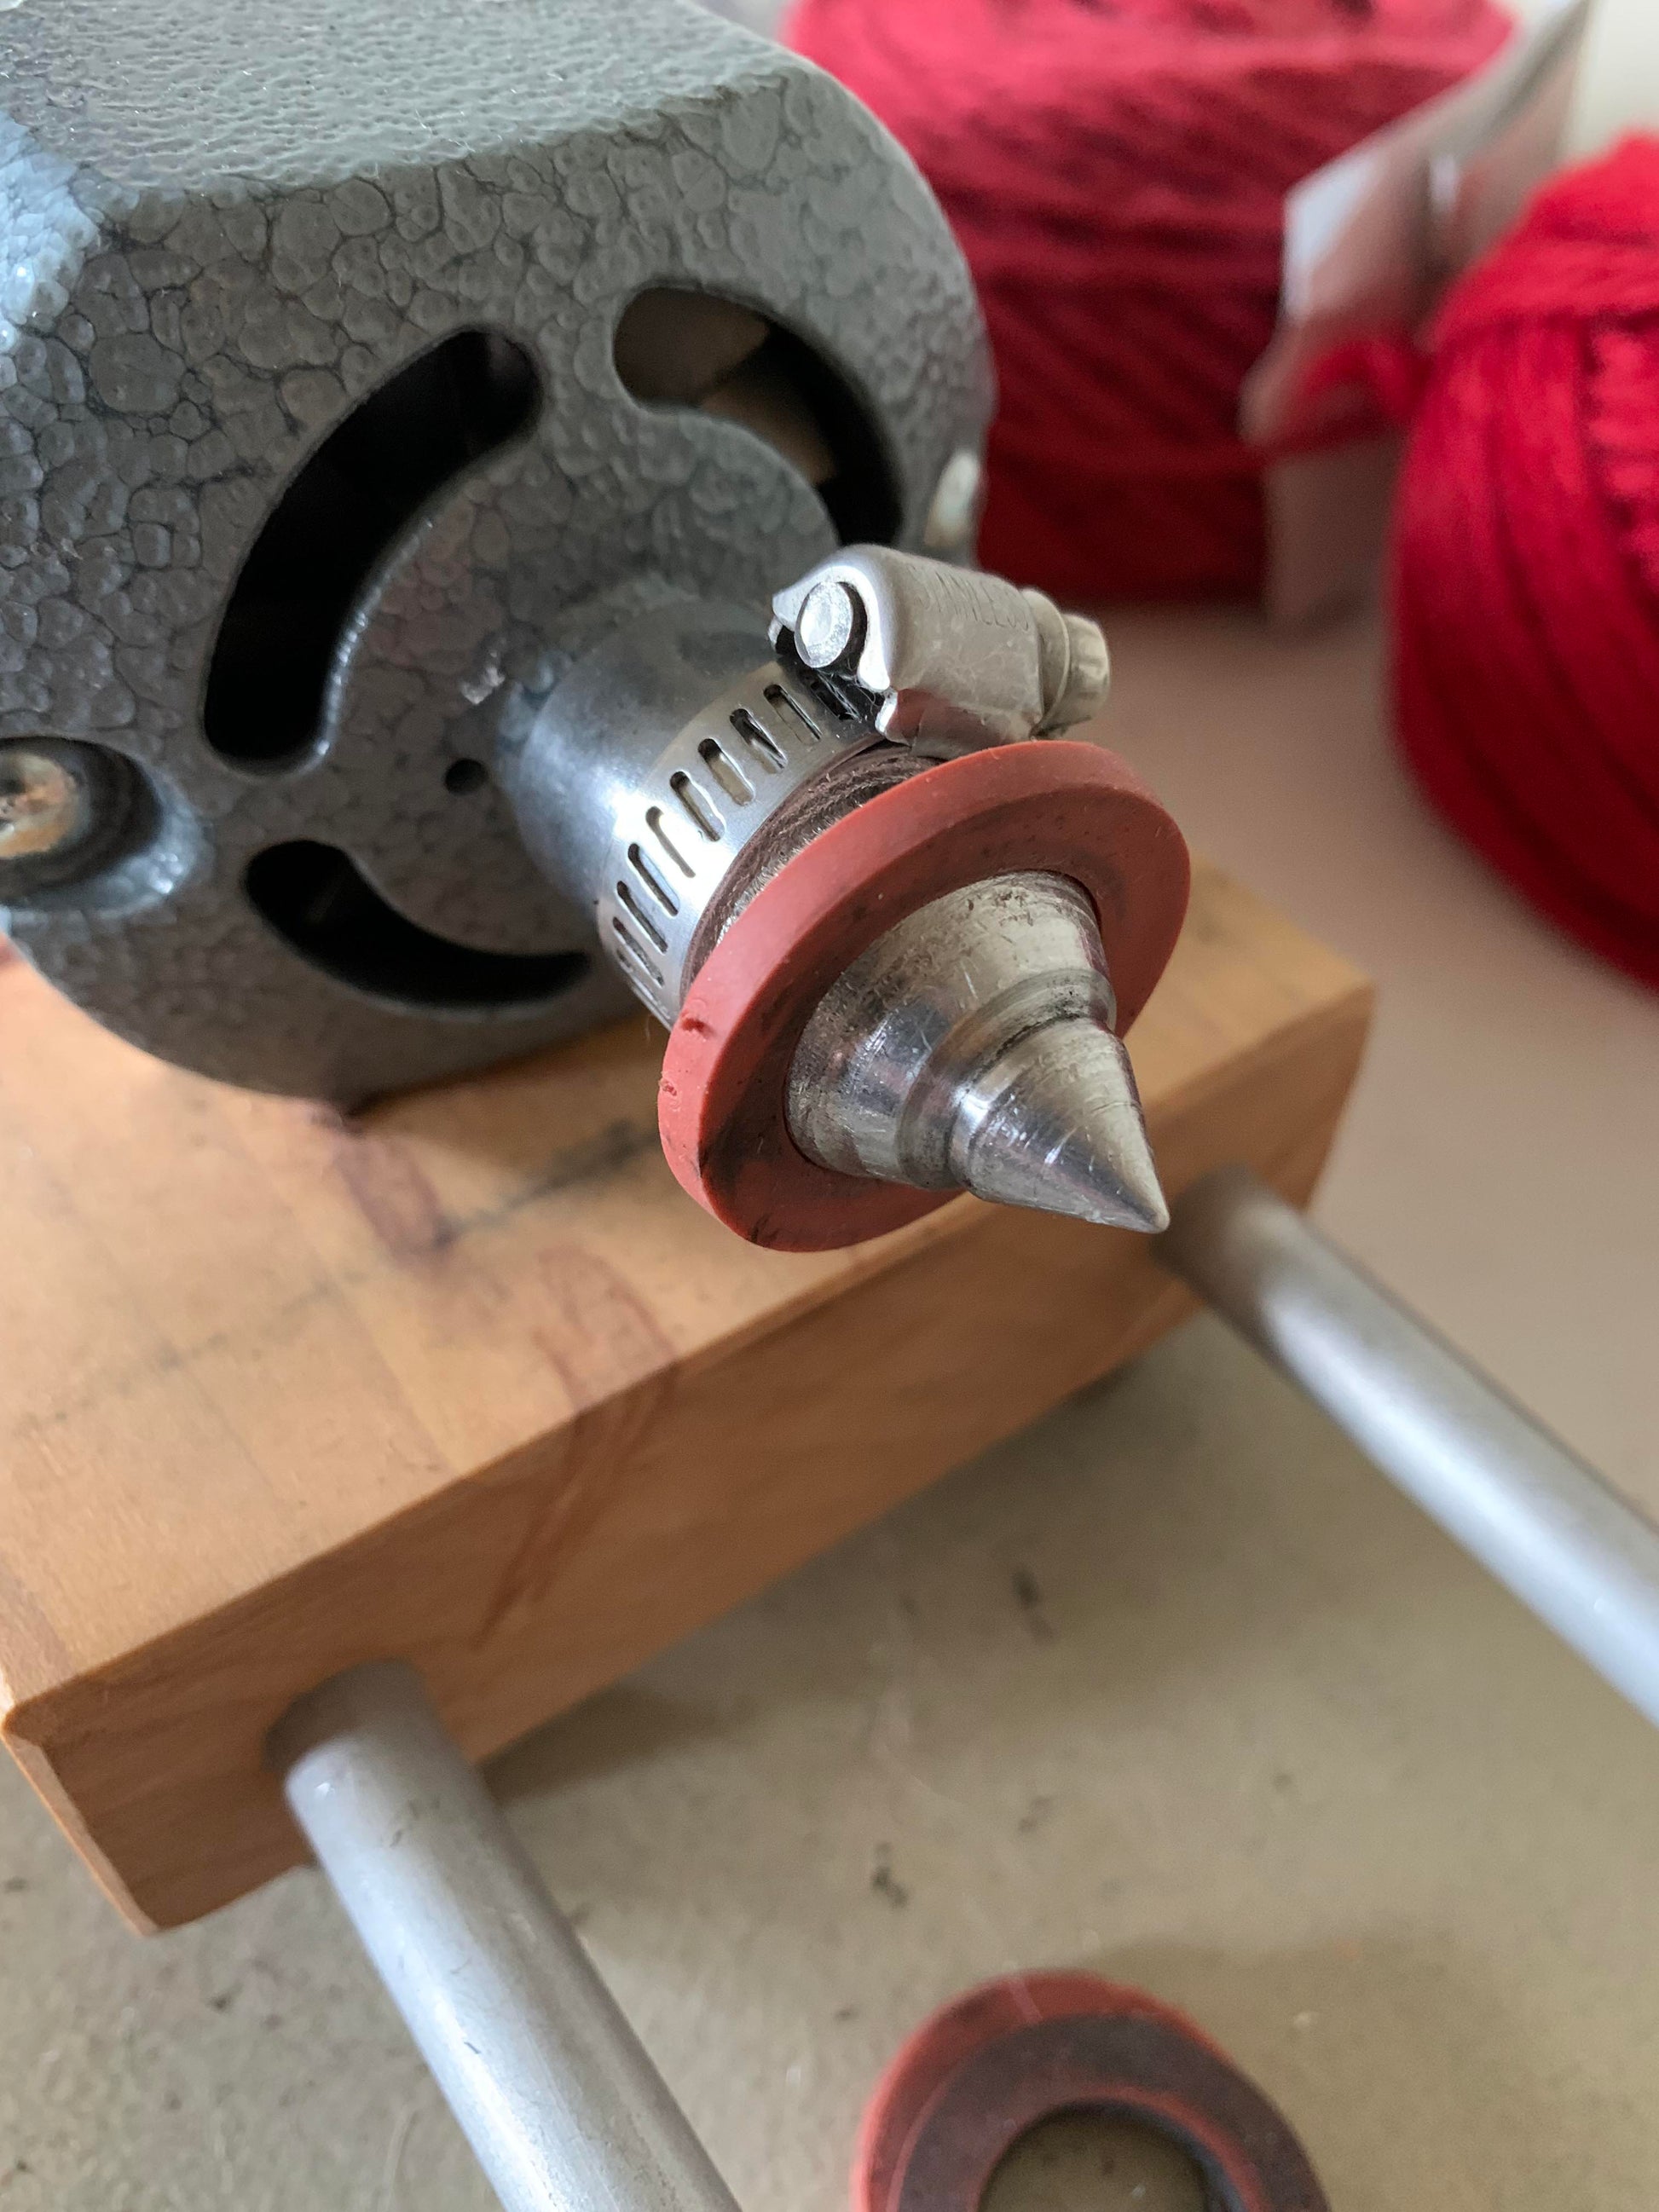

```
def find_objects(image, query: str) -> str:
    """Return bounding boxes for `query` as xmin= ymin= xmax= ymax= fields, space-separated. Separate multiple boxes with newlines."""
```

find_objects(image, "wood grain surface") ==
xmin=0 ymin=863 xmax=1370 ymax=1930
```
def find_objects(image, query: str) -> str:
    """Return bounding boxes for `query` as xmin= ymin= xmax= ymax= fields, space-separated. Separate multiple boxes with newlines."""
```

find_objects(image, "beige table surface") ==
xmin=3 ymin=606 xmax=1658 ymax=2211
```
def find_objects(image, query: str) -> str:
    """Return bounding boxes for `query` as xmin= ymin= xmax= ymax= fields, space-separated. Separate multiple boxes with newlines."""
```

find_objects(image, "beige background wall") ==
xmin=1547 ymin=0 xmax=1659 ymax=151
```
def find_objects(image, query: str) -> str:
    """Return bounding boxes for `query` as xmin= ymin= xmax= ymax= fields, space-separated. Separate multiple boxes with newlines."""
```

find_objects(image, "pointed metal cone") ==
xmin=786 ymin=870 xmax=1169 ymax=1234
xmin=951 ymin=1016 xmax=1169 ymax=1233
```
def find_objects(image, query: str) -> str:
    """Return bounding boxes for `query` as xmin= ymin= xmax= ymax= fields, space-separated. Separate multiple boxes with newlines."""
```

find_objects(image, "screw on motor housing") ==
xmin=0 ymin=741 xmax=151 ymax=897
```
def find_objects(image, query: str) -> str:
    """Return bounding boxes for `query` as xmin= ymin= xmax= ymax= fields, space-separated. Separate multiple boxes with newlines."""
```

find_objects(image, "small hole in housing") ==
xmin=697 ymin=738 xmax=753 ymax=805
xmin=731 ymin=707 xmax=786 ymax=773
xmin=444 ymin=758 xmax=488 ymax=795
xmin=669 ymin=771 xmax=722 ymax=840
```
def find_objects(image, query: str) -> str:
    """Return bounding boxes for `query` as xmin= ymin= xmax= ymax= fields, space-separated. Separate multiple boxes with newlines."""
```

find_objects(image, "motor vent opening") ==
xmin=246 ymin=840 xmax=586 ymax=1009
xmin=206 ymin=330 xmax=540 ymax=767
xmin=614 ymin=288 xmax=900 ymax=546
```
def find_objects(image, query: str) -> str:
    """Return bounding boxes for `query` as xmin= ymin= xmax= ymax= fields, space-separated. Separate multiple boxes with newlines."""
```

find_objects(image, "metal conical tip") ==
xmin=786 ymin=871 xmax=1169 ymax=1235
xmin=952 ymin=1018 xmax=1169 ymax=1233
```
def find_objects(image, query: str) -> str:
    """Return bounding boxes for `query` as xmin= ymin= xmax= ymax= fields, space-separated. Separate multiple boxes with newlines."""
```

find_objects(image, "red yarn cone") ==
xmin=785 ymin=0 xmax=1510 ymax=601
xmin=1391 ymin=136 xmax=1659 ymax=992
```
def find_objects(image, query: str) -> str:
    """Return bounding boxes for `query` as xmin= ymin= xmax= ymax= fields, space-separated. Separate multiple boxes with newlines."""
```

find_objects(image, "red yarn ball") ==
xmin=786 ymin=0 xmax=1510 ymax=600
xmin=1392 ymin=137 xmax=1659 ymax=992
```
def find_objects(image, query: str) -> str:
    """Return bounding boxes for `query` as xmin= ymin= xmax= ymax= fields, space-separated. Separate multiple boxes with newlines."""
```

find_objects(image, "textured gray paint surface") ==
xmin=0 ymin=0 xmax=986 ymax=1100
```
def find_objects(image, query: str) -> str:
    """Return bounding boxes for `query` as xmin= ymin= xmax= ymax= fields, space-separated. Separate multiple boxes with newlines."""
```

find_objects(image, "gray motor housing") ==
xmin=0 ymin=0 xmax=987 ymax=1100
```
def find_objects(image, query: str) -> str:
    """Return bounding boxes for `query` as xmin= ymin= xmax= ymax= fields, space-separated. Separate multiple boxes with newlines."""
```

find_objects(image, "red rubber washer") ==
xmin=657 ymin=741 xmax=1189 ymax=1250
xmin=855 ymin=1972 xmax=1329 ymax=2212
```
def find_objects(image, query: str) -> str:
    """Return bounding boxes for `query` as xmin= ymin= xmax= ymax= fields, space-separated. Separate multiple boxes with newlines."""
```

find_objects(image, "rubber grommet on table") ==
xmin=854 ymin=1971 xmax=1329 ymax=2212
xmin=658 ymin=741 xmax=1190 ymax=1251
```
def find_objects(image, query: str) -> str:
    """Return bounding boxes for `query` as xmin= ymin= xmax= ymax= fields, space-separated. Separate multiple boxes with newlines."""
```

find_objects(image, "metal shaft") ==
xmin=1160 ymin=1165 xmax=1659 ymax=1733
xmin=271 ymin=1662 xmax=742 ymax=2212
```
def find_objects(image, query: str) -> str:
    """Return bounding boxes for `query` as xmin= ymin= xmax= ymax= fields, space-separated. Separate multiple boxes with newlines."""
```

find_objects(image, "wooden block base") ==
xmin=0 ymin=863 xmax=1370 ymax=1930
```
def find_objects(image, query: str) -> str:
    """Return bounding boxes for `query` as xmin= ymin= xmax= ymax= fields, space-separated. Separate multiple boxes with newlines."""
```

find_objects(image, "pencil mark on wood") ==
xmin=473 ymin=1246 xmax=678 ymax=1649
xmin=331 ymin=1129 xmax=452 ymax=1260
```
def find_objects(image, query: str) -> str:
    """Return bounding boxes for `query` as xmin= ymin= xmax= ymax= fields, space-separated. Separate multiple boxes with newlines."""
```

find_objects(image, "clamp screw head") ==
xmin=0 ymin=744 xmax=94 ymax=865
xmin=794 ymin=580 xmax=860 ymax=671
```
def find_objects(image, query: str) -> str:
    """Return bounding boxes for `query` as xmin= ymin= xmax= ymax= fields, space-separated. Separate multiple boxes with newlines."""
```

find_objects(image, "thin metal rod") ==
xmin=1159 ymin=1164 xmax=1659 ymax=1734
xmin=270 ymin=1661 xmax=742 ymax=2212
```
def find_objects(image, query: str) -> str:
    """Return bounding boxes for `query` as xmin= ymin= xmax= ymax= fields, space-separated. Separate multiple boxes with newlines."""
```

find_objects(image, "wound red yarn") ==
xmin=785 ymin=0 xmax=1510 ymax=599
xmin=1390 ymin=136 xmax=1659 ymax=991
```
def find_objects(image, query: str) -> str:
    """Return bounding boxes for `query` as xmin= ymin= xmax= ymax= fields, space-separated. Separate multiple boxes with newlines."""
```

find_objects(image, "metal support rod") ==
xmin=1159 ymin=1164 xmax=1659 ymax=1735
xmin=270 ymin=1661 xmax=743 ymax=2212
